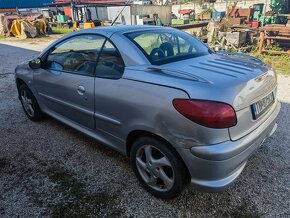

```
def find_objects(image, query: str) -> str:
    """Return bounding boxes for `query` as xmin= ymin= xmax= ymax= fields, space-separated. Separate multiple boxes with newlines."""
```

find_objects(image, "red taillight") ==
xmin=172 ymin=99 xmax=237 ymax=129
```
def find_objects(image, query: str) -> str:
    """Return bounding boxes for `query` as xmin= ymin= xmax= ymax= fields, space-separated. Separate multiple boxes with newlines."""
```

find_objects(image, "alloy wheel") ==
xmin=21 ymin=89 xmax=35 ymax=117
xmin=136 ymin=144 xmax=174 ymax=192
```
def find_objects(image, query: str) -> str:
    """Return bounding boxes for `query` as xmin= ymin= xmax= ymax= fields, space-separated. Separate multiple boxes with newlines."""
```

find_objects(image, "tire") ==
xmin=18 ymin=84 xmax=44 ymax=121
xmin=130 ymin=137 xmax=186 ymax=199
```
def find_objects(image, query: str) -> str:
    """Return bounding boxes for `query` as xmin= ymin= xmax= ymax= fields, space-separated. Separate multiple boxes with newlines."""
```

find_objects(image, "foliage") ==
xmin=197 ymin=0 xmax=215 ymax=6
xmin=197 ymin=0 xmax=203 ymax=5
xmin=202 ymin=7 xmax=216 ymax=14
xmin=51 ymin=27 xmax=73 ymax=35
xmin=264 ymin=42 xmax=283 ymax=51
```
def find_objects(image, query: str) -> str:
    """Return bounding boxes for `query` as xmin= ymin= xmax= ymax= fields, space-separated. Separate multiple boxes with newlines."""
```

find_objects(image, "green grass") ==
xmin=51 ymin=27 xmax=73 ymax=35
xmin=252 ymin=53 xmax=290 ymax=75
xmin=0 ymin=35 xmax=6 ymax=40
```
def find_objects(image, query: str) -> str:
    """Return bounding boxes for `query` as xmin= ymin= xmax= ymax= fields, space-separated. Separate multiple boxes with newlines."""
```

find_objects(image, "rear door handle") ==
xmin=77 ymin=85 xmax=86 ymax=95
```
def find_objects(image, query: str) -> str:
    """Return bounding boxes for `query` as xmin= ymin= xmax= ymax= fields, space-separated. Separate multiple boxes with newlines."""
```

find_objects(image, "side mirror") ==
xmin=29 ymin=58 xmax=42 ymax=69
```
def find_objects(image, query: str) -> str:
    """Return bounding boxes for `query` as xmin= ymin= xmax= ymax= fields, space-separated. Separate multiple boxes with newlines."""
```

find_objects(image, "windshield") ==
xmin=125 ymin=29 xmax=211 ymax=65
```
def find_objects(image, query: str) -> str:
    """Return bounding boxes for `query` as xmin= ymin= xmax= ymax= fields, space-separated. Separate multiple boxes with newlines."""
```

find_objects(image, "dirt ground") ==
xmin=0 ymin=35 xmax=289 ymax=217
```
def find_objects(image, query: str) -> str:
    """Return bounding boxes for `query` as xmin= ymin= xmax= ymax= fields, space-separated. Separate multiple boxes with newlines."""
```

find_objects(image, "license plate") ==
xmin=251 ymin=92 xmax=274 ymax=119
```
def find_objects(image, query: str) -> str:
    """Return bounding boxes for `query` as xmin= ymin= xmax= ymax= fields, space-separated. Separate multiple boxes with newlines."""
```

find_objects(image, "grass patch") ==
xmin=51 ymin=27 xmax=73 ymax=35
xmin=252 ymin=53 xmax=290 ymax=75
xmin=46 ymin=166 xmax=122 ymax=217
xmin=0 ymin=35 xmax=6 ymax=40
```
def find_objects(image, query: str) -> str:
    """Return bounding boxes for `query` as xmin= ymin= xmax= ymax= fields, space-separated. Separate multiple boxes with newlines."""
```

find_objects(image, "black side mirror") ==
xmin=29 ymin=58 xmax=42 ymax=69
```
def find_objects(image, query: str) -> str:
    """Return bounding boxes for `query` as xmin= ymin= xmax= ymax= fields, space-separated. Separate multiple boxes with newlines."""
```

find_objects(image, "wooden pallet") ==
xmin=258 ymin=25 xmax=290 ymax=56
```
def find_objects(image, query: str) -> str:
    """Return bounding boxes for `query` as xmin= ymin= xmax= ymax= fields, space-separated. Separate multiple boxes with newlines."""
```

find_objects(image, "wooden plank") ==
xmin=0 ymin=8 xmax=17 ymax=13
xmin=258 ymin=31 xmax=266 ymax=54
xmin=173 ymin=22 xmax=208 ymax=30
xmin=276 ymin=33 xmax=290 ymax=36
xmin=265 ymin=36 xmax=290 ymax=40
xmin=259 ymin=26 xmax=290 ymax=32
xmin=261 ymin=49 xmax=290 ymax=55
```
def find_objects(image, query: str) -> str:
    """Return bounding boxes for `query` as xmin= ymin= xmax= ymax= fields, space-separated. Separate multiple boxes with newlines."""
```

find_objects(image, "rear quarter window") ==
xmin=125 ymin=29 xmax=210 ymax=65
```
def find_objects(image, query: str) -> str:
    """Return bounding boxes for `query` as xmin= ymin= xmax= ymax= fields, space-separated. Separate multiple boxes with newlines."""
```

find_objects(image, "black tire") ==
xmin=130 ymin=137 xmax=186 ymax=199
xmin=18 ymin=84 xmax=44 ymax=121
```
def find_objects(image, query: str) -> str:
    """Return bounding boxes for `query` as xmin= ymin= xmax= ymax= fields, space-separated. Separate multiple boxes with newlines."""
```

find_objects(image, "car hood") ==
xmin=124 ymin=54 xmax=277 ymax=111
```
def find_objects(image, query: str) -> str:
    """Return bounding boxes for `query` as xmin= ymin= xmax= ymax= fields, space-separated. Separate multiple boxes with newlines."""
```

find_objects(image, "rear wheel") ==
xmin=19 ymin=84 xmax=44 ymax=121
xmin=130 ymin=137 xmax=186 ymax=199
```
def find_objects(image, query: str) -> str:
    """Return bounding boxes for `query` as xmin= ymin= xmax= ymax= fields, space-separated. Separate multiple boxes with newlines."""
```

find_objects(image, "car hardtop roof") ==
xmin=78 ymin=25 xmax=171 ymax=36
xmin=39 ymin=25 xmax=174 ymax=56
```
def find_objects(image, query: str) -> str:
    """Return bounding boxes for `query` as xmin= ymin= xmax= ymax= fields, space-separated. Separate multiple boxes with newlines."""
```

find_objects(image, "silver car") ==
xmin=15 ymin=26 xmax=280 ymax=199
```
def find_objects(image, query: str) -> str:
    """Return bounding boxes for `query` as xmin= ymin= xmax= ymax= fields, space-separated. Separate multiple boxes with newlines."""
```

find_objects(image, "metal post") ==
xmin=95 ymin=6 xmax=98 ymax=20
xmin=71 ymin=0 xmax=75 ymax=22
xmin=264 ymin=0 xmax=268 ymax=13
xmin=178 ymin=0 xmax=181 ymax=19
xmin=225 ymin=0 xmax=228 ymax=14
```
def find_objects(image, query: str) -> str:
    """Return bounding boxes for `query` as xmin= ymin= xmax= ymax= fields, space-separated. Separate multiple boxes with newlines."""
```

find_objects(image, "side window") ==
xmin=95 ymin=40 xmax=125 ymax=79
xmin=45 ymin=35 xmax=106 ymax=76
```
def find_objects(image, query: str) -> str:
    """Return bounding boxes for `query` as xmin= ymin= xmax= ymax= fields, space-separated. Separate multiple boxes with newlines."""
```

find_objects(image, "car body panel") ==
xmin=34 ymin=68 xmax=95 ymax=129
xmin=124 ymin=54 xmax=277 ymax=140
xmin=177 ymin=100 xmax=280 ymax=191
xmin=39 ymin=103 xmax=126 ymax=154
xmin=15 ymin=25 xmax=280 ymax=192
xmin=94 ymin=77 xmax=189 ymax=144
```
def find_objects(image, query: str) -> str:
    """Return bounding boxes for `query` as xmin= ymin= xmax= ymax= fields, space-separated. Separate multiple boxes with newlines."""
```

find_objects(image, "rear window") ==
xmin=125 ymin=29 xmax=210 ymax=65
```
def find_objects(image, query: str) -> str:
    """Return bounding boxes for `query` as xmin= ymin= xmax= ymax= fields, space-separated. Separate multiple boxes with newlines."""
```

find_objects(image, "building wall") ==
xmin=75 ymin=5 xmax=171 ymax=25
xmin=0 ymin=0 xmax=53 ymax=9
xmin=89 ymin=7 xmax=108 ymax=21
xmin=131 ymin=5 xmax=172 ymax=25
xmin=172 ymin=0 xmax=271 ymax=17
xmin=107 ymin=6 xmax=131 ymax=24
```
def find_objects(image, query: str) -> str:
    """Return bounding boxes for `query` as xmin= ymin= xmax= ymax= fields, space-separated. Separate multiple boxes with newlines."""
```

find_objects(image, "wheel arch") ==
xmin=16 ymin=78 xmax=29 ymax=99
xmin=126 ymin=129 xmax=191 ymax=182
xmin=16 ymin=78 xmax=26 ymax=90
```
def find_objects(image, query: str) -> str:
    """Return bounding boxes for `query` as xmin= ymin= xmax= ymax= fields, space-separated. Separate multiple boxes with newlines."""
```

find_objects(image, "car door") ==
xmin=93 ymin=40 xmax=126 ymax=139
xmin=34 ymin=34 xmax=106 ymax=129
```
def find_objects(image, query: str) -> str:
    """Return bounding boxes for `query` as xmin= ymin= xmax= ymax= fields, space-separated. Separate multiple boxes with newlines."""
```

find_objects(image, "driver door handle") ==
xmin=77 ymin=85 xmax=86 ymax=95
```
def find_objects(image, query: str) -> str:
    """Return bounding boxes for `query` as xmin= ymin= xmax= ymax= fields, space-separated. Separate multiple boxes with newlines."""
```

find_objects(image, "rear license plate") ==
xmin=251 ymin=92 xmax=274 ymax=119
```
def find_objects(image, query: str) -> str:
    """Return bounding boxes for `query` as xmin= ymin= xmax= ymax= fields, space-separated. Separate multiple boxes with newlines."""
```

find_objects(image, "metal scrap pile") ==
xmin=0 ymin=14 xmax=49 ymax=39
xmin=207 ymin=19 xmax=256 ymax=52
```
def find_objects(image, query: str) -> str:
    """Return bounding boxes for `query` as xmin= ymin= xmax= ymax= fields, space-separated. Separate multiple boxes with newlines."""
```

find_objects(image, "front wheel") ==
xmin=19 ymin=84 xmax=44 ymax=121
xmin=130 ymin=137 xmax=186 ymax=199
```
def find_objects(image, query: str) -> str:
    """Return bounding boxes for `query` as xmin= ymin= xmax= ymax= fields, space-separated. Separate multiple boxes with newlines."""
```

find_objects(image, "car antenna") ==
xmin=111 ymin=0 xmax=132 ymax=26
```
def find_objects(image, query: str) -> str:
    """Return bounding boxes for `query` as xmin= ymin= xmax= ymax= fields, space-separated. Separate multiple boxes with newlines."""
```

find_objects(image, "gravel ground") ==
xmin=0 ymin=37 xmax=289 ymax=218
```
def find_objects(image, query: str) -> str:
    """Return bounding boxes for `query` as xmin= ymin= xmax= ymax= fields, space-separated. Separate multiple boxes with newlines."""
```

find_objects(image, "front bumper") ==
xmin=176 ymin=101 xmax=281 ymax=192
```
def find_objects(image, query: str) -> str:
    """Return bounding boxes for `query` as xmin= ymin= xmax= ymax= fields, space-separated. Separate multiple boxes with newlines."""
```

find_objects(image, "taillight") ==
xmin=172 ymin=99 xmax=237 ymax=129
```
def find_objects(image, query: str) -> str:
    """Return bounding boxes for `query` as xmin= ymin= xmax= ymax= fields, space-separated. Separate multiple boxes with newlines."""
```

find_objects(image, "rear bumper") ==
xmin=176 ymin=101 xmax=280 ymax=192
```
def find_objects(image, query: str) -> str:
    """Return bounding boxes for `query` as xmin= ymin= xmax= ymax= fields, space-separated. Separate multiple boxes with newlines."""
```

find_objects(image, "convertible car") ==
xmin=15 ymin=25 xmax=280 ymax=199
